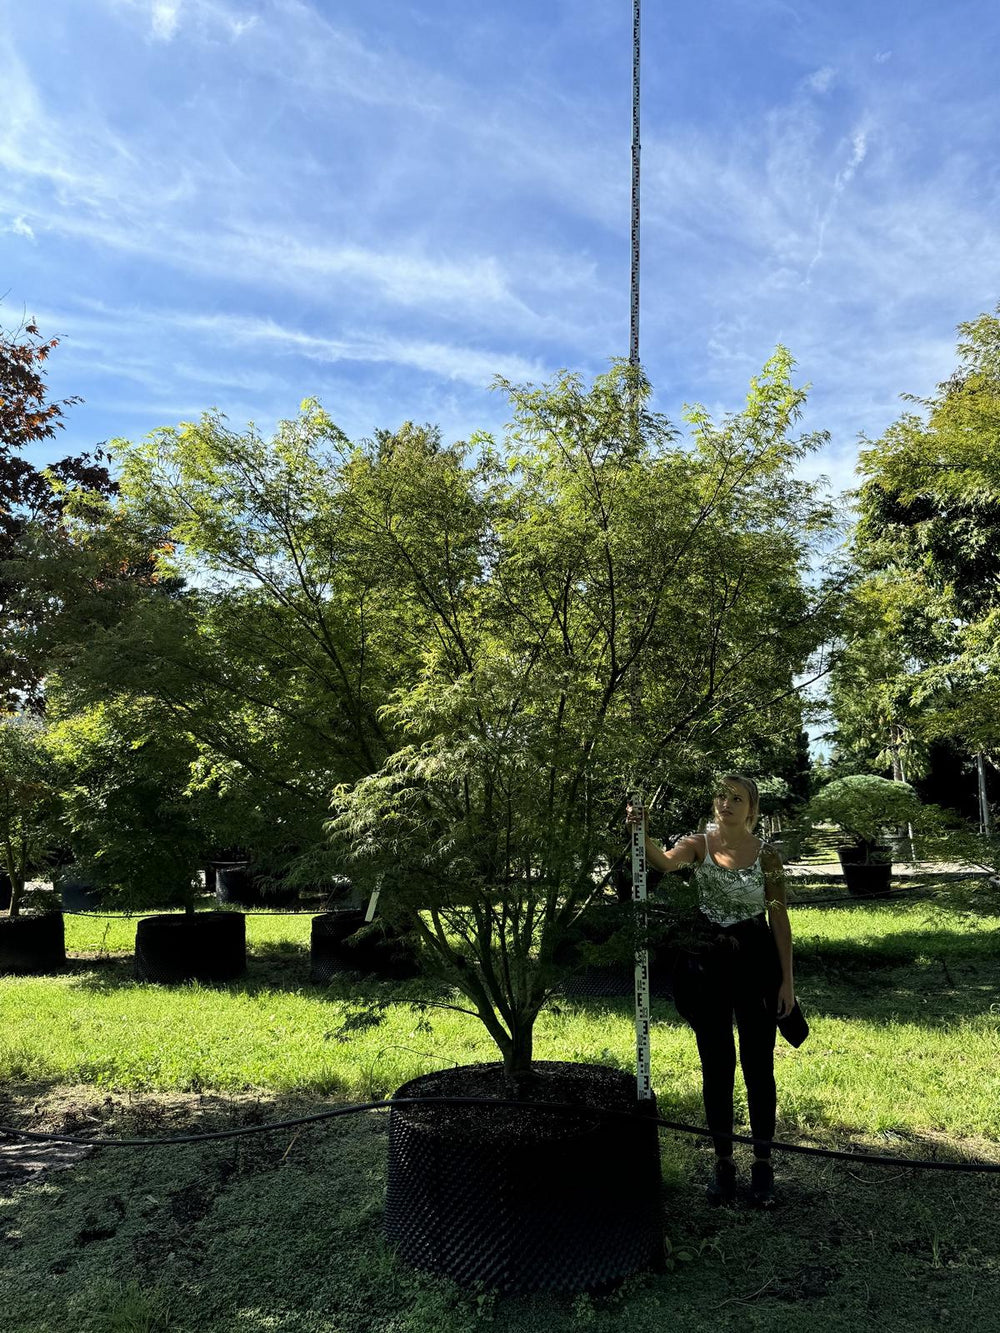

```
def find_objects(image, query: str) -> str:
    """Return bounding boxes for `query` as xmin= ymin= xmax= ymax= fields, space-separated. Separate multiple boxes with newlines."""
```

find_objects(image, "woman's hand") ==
xmin=625 ymin=801 xmax=648 ymax=833
xmin=776 ymin=978 xmax=796 ymax=1019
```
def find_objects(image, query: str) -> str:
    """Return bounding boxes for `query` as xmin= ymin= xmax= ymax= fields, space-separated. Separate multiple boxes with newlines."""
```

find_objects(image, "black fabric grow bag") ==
xmin=0 ymin=913 xmax=67 ymax=975
xmin=309 ymin=910 xmax=419 ymax=982
xmin=385 ymin=1061 xmax=663 ymax=1294
xmin=134 ymin=912 xmax=247 ymax=983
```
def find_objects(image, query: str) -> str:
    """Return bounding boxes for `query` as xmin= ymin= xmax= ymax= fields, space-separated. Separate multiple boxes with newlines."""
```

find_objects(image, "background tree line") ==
xmin=823 ymin=304 xmax=1000 ymax=826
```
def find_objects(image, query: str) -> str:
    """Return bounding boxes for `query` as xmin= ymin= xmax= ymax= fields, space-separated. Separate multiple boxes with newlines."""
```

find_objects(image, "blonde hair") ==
xmin=713 ymin=774 xmax=760 ymax=832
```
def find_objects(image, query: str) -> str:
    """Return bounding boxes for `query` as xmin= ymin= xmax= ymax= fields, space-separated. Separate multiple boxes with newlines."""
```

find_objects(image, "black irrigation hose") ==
xmin=2 ymin=1095 xmax=999 ymax=1173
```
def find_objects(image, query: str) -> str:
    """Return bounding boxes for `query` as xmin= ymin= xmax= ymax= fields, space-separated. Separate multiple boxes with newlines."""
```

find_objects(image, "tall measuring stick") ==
xmin=627 ymin=5 xmax=650 ymax=1101
xmin=630 ymin=792 xmax=653 ymax=1101
xmin=629 ymin=0 xmax=641 ymax=371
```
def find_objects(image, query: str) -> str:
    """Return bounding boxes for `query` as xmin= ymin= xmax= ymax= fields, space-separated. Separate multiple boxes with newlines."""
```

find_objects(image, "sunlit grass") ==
xmin=2 ymin=894 xmax=999 ymax=1333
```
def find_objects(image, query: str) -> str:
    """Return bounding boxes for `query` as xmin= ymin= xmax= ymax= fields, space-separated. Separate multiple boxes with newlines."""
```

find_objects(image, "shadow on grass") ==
xmin=559 ymin=934 xmax=1000 ymax=1029
xmin=57 ymin=947 xmax=453 ymax=1015
xmin=41 ymin=918 xmax=1000 ymax=1032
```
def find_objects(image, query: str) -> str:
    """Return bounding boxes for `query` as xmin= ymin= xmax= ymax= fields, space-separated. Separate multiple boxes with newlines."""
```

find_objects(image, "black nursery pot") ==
xmin=213 ymin=863 xmax=298 ymax=909
xmin=0 ymin=912 xmax=67 ymax=976
xmin=134 ymin=911 xmax=247 ymax=984
xmin=58 ymin=876 xmax=103 ymax=914
xmin=836 ymin=844 xmax=893 ymax=897
xmin=309 ymin=909 xmax=419 ymax=982
xmin=385 ymin=1061 xmax=664 ymax=1295
xmin=213 ymin=862 xmax=256 ymax=906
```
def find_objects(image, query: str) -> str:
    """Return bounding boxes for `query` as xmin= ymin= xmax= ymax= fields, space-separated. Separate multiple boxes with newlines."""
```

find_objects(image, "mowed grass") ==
xmin=1 ymin=889 xmax=999 ymax=1332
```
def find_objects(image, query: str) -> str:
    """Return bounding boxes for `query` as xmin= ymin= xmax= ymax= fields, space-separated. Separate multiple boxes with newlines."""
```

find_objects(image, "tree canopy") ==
xmin=0 ymin=312 xmax=116 ymax=713
xmin=829 ymin=305 xmax=1000 ymax=787
xmin=18 ymin=353 xmax=841 ymax=1072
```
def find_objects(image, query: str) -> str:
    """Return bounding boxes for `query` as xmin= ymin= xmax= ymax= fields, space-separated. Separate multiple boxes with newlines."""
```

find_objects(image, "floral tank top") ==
xmin=693 ymin=829 xmax=767 ymax=927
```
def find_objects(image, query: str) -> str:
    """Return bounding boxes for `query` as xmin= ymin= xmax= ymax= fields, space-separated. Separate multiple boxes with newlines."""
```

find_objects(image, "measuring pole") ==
xmin=629 ymin=0 xmax=641 ymax=372
xmin=627 ymin=7 xmax=651 ymax=1102
xmin=977 ymin=752 xmax=993 ymax=836
xmin=630 ymin=791 xmax=653 ymax=1102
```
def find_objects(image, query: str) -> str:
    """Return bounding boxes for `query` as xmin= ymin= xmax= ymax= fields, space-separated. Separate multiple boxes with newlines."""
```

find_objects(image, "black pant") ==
xmin=669 ymin=913 xmax=783 ymax=1158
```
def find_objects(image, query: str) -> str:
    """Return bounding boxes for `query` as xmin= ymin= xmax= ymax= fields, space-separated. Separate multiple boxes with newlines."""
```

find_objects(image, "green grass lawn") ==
xmin=1 ymin=890 xmax=999 ymax=1332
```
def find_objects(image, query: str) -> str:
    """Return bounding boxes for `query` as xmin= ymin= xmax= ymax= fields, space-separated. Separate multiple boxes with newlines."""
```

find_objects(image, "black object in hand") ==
xmin=777 ymin=1001 xmax=809 ymax=1048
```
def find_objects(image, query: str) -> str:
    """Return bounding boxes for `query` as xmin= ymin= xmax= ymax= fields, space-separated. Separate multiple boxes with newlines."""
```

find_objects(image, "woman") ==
xmin=628 ymin=774 xmax=794 ymax=1207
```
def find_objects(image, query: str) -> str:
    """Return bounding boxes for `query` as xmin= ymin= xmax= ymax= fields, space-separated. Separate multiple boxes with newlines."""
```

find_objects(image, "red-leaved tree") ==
xmin=1 ymin=314 xmax=116 ymax=712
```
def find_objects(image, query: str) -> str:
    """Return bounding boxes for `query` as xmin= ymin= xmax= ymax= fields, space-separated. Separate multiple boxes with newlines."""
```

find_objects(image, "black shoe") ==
xmin=749 ymin=1158 xmax=775 ymax=1208
xmin=706 ymin=1156 xmax=737 ymax=1205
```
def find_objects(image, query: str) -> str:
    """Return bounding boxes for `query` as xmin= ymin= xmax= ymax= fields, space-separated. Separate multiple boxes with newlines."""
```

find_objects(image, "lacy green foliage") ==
xmin=805 ymin=775 xmax=934 ymax=846
xmin=27 ymin=404 xmax=393 ymax=886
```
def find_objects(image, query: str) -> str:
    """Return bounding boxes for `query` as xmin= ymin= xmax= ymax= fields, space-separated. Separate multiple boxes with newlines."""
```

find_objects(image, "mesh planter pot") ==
xmin=555 ymin=903 xmax=673 ymax=1000
xmin=310 ymin=909 xmax=420 ymax=982
xmin=0 ymin=913 xmax=67 ymax=976
xmin=386 ymin=1061 xmax=664 ymax=1295
xmin=836 ymin=845 xmax=893 ymax=897
xmin=561 ymin=960 xmax=674 ymax=1000
xmin=134 ymin=911 xmax=247 ymax=984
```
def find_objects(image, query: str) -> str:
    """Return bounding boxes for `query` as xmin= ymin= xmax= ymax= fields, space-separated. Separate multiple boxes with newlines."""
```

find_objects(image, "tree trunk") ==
xmin=7 ymin=872 xmax=25 ymax=919
xmin=890 ymin=725 xmax=915 ymax=859
xmin=502 ymin=1023 xmax=535 ymax=1095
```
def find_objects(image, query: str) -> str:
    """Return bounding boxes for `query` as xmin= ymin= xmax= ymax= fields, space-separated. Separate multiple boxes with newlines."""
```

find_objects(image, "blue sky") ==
xmin=3 ymin=0 xmax=1000 ymax=506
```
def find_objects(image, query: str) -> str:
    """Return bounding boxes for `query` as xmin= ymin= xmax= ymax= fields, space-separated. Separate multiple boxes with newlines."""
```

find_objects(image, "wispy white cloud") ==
xmin=806 ymin=125 xmax=870 ymax=281
xmin=98 ymin=0 xmax=447 ymax=111
xmin=3 ymin=214 xmax=35 ymax=240
xmin=150 ymin=1 xmax=180 ymax=41
xmin=36 ymin=302 xmax=550 ymax=392
xmin=0 ymin=25 xmax=611 ymax=351
xmin=6 ymin=0 xmax=1000 ymax=501
xmin=805 ymin=66 xmax=837 ymax=94
xmin=103 ymin=0 xmax=259 ymax=44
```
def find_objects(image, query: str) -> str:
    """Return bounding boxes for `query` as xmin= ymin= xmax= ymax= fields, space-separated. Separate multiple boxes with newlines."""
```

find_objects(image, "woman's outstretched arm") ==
xmin=626 ymin=803 xmax=699 ymax=874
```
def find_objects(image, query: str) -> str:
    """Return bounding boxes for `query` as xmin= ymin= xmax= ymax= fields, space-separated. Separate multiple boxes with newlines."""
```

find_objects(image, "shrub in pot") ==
xmin=45 ymin=700 xmax=246 ymax=983
xmin=0 ymin=716 xmax=67 ymax=974
xmin=804 ymin=775 xmax=935 ymax=895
